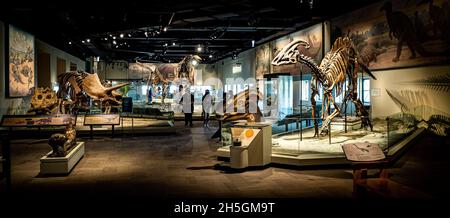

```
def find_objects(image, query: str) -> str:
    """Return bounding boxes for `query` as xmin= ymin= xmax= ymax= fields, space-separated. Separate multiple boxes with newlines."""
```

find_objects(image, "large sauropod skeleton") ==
xmin=57 ymin=70 xmax=128 ymax=113
xmin=136 ymin=55 xmax=202 ymax=103
xmin=272 ymin=37 xmax=377 ymax=136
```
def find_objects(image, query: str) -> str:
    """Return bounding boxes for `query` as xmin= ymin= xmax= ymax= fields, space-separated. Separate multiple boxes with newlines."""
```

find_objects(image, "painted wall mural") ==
xmin=271 ymin=23 xmax=323 ymax=75
xmin=385 ymin=72 xmax=450 ymax=136
xmin=255 ymin=43 xmax=271 ymax=80
xmin=331 ymin=0 xmax=450 ymax=70
xmin=8 ymin=25 xmax=35 ymax=97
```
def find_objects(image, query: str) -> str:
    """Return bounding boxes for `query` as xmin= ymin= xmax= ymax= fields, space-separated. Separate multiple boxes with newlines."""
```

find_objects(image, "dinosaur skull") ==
xmin=271 ymin=39 xmax=310 ymax=66
xmin=28 ymin=87 xmax=58 ymax=114
xmin=81 ymin=73 xmax=128 ymax=104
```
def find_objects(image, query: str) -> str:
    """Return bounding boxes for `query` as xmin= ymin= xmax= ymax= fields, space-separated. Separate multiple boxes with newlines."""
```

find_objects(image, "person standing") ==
xmin=180 ymin=87 xmax=194 ymax=127
xmin=202 ymin=89 xmax=212 ymax=127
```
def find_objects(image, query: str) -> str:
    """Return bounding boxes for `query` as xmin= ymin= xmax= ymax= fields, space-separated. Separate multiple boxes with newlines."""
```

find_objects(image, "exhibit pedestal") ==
xmin=229 ymin=122 xmax=272 ymax=169
xmin=230 ymin=146 xmax=248 ymax=169
xmin=40 ymin=142 xmax=85 ymax=175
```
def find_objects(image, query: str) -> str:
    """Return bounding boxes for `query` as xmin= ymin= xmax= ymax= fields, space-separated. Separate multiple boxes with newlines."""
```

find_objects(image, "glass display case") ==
xmin=218 ymin=73 xmax=422 ymax=165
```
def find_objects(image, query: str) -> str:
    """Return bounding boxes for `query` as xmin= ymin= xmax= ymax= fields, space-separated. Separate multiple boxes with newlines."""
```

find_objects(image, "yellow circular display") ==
xmin=245 ymin=129 xmax=254 ymax=138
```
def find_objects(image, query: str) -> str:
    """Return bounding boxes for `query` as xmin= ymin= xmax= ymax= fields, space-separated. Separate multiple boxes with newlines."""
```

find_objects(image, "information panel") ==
xmin=0 ymin=114 xmax=77 ymax=127
xmin=84 ymin=114 xmax=120 ymax=125
xmin=342 ymin=142 xmax=386 ymax=162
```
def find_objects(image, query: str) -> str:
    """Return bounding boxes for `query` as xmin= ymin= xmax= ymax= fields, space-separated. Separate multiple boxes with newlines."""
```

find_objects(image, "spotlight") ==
xmin=109 ymin=34 xmax=113 ymax=37
xmin=113 ymin=40 xmax=117 ymax=45
xmin=81 ymin=40 xmax=85 ymax=43
xmin=252 ymin=40 xmax=255 ymax=47
xmin=128 ymin=33 xmax=132 ymax=37
xmin=120 ymin=33 xmax=124 ymax=38
xmin=209 ymin=54 xmax=213 ymax=58
xmin=68 ymin=41 xmax=72 ymax=45
xmin=113 ymin=36 xmax=116 ymax=40
xmin=191 ymin=60 xmax=198 ymax=66
xmin=163 ymin=27 xmax=167 ymax=32
xmin=115 ymin=45 xmax=119 ymax=48
xmin=86 ymin=39 xmax=90 ymax=43
xmin=172 ymin=42 xmax=176 ymax=46
xmin=197 ymin=45 xmax=203 ymax=52
xmin=164 ymin=43 xmax=168 ymax=47
xmin=144 ymin=31 xmax=149 ymax=37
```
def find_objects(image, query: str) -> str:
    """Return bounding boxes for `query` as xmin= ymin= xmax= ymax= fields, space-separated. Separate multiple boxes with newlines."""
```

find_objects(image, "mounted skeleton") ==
xmin=57 ymin=70 xmax=128 ymax=114
xmin=272 ymin=37 xmax=377 ymax=136
xmin=136 ymin=55 xmax=202 ymax=103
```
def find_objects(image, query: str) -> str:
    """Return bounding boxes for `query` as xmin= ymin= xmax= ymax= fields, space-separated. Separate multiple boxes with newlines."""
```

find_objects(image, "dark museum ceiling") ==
xmin=0 ymin=0 xmax=379 ymax=63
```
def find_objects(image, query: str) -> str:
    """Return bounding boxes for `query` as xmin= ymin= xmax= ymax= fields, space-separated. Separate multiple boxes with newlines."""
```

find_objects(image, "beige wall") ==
xmin=371 ymin=65 xmax=450 ymax=119
xmin=214 ymin=48 xmax=256 ymax=83
xmin=36 ymin=40 xmax=86 ymax=85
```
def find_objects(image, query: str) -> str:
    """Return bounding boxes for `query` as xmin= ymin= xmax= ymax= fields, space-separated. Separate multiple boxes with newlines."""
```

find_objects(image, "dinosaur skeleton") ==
xmin=272 ymin=37 xmax=377 ymax=136
xmin=135 ymin=55 xmax=202 ymax=103
xmin=57 ymin=71 xmax=128 ymax=113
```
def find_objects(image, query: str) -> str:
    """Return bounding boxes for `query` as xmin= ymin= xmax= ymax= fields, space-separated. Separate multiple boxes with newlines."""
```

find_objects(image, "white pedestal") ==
xmin=40 ymin=142 xmax=85 ymax=175
xmin=230 ymin=146 xmax=248 ymax=169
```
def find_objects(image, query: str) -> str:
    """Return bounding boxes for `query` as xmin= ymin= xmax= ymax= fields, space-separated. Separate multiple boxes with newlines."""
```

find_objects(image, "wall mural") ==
xmin=8 ymin=25 xmax=35 ymax=97
xmin=331 ymin=0 xmax=450 ymax=70
xmin=255 ymin=43 xmax=271 ymax=80
xmin=385 ymin=72 xmax=450 ymax=136
xmin=271 ymin=23 xmax=323 ymax=75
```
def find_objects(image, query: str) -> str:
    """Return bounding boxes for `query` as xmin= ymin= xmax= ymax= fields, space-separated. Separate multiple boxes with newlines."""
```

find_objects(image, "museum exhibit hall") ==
xmin=0 ymin=0 xmax=449 ymax=216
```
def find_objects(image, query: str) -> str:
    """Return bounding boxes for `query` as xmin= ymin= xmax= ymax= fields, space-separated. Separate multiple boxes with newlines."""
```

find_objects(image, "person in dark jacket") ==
xmin=202 ymin=89 xmax=212 ymax=127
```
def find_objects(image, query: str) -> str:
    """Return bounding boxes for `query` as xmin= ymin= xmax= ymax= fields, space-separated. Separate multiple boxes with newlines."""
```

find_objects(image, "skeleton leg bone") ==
xmin=320 ymin=92 xmax=341 ymax=136
xmin=310 ymin=78 xmax=319 ymax=137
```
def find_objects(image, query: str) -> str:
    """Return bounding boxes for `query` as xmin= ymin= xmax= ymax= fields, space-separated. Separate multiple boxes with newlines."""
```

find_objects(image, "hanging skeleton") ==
xmin=272 ymin=37 xmax=377 ymax=136
xmin=57 ymin=70 xmax=128 ymax=113
xmin=27 ymin=87 xmax=59 ymax=115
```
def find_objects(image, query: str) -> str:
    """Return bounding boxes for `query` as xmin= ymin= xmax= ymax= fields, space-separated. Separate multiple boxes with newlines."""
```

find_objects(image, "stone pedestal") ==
xmin=40 ymin=142 xmax=85 ymax=175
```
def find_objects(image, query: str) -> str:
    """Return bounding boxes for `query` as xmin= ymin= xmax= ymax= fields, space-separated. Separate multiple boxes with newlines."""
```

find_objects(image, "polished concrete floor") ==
xmin=1 ymin=120 xmax=449 ymax=214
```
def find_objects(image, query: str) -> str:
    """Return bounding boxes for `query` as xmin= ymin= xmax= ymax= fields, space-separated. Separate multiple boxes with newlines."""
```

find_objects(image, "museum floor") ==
xmin=1 ymin=120 xmax=449 ymax=214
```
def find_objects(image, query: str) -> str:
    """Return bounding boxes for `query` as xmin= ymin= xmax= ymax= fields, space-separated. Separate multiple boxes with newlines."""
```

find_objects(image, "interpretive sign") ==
xmin=0 ymin=114 xmax=76 ymax=127
xmin=83 ymin=114 xmax=120 ymax=125
xmin=342 ymin=142 xmax=385 ymax=162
